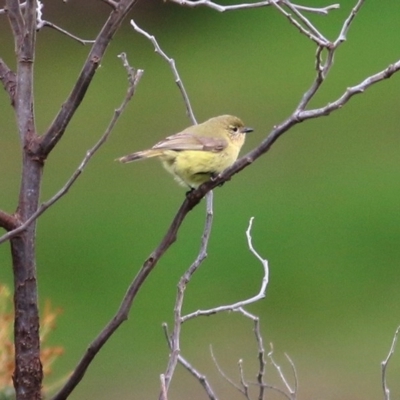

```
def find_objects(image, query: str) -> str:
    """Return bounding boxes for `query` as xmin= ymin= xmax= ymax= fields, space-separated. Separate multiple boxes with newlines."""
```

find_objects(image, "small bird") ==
xmin=117 ymin=115 xmax=253 ymax=189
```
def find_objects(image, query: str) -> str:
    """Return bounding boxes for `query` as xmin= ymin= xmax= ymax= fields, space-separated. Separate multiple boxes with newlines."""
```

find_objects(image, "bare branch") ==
xmin=10 ymin=0 xmax=43 ymax=397
xmin=190 ymin=55 xmax=400 ymax=199
xmin=298 ymin=60 xmax=400 ymax=121
xmin=34 ymin=1 xmax=95 ymax=44
xmin=0 ymin=56 xmax=143 ymax=247
xmin=293 ymin=3 xmax=339 ymax=15
xmin=210 ymin=346 xmax=245 ymax=395
xmin=237 ymin=309 xmax=266 ymax=400
xmin=30 ymin=0 xmax=139 ymax=159
xmin=238 ymin=359 xmax=251 ymax=400
xmin=182 ymin=217 xmax=269 ymax=322
xmin=161 ymin=191 xmax=214 ymax=396
xmin=255 ymin=318 xmax=266 ymax=399
xmin=130 ymin=20 xmax=197 ymax=125
xmin=168 ymin=0 xmax=339 ymax=15
xmin=253 ymin=382 xmax=293 ymax=400
xmin=168 ymin=0 xmax=271 ymax=12
xmin=268 ymin=344 xmax=296 ymax=399
xmin=39 ymin=21 xmax=95 ymax=45
xmin=295 ymin=1 xmax=365 ymax=111
xmin=178 ymin=354 xmax=219 ymax=400
xmin=295 ymin=45 xmax=331 ymax=112
xmin=0 ymin=210 xmax=18 ymax=232
xmin=50 ymin=57 xmax=143 ymax=400
xmin=51 ymin=190 xmax=205 ymax=400
xmin=236 ymin=309 xmax=296 ymax=400
xmin=163 ymin=325 xmax=216 ymax=398
xmin=212 ymin=340 xmax=290 ymax=399
xmin=335 ymin=0 xmax=365 ymax=44
xmin=270 ymin=1 xmax=330 ymax=46
xmin=381 ymin=325 xmax=400 ymax=400
xmin=159 ymin=374 xmax=168 ymax=400
xmin=168 ymin=0 xmax=338 ymax=48
xmin=0 ymin=58 xmax=17 ymax=105
xmin=284 ymin=353 xmax=298 ymax=397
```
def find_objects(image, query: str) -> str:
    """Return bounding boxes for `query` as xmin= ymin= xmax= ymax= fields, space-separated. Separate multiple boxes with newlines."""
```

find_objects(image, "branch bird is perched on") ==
xmin=117 ymin=115 xmax=253 ymax=189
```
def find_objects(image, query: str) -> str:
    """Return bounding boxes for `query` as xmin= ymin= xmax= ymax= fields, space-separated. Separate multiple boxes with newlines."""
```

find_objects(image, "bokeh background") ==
xmin=1 ymin=0 xmax=400 ymax=399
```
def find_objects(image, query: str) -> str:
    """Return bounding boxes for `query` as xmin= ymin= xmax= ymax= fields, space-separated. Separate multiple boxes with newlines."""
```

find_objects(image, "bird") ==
xmin=117 ymin=115 xmax=253 ymax=189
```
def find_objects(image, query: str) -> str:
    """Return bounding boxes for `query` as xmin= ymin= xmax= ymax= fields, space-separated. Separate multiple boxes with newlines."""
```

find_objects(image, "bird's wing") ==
xmin=152 ymin=132 xmax=227 ymax=152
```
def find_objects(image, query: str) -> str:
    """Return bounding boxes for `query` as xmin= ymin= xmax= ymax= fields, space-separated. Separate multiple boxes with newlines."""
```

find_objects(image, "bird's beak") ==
xmin=241 ymin=127 xmax=254 ymax=134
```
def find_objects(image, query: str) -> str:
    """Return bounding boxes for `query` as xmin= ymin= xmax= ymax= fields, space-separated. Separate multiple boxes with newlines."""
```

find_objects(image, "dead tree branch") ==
xmin=161 ymin=192 xmax=214 ymax=399
xmin=381 ymin=326 xmax=400 ymax=400
xmin=47 ymin=57 xmax=143 ymax=400
xmin=130 ymin=19 xmax=197 ymax=124
xmin=29 ymin=0 xmax=139 ymax=159
xmin=0 ymin=55 xmax=143 ymax=246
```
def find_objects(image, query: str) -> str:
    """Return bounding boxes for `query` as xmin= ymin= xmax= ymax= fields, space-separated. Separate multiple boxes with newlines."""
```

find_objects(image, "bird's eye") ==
xmin=231 ymin=126 xmax=239 ymax=133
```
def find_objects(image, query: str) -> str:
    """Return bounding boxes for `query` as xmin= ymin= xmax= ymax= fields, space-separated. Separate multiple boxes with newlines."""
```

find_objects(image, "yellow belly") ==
xmin=160 ymin=148 xmax=240 ymax=188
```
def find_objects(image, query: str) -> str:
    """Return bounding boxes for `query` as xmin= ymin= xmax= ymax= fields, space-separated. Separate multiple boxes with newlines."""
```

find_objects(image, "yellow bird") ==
xmin=117 ymin=115 xmax=253 ymax=189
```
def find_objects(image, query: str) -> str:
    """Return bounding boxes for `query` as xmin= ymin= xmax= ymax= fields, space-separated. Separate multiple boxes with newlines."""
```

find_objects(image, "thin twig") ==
xmin=40 ymin=21 xmax=95 ymax=45
xmin=51 ymin=55 xmax=143 ymax=398
xmin=284 ymin=353 xmax=298 ymax=397
xmin=168 ymin=0 xmax=339 ymax=15
xmin=237 ymin=309 xmax=296 ymax=400
xmin=178 ymin=354 xmax=219 ymax=400
xmin=162 ymin=324 xmax=218 ymax=399
xmin=0 ymin=56 xmax=143 ymax=246
xmin=238 ymin=359 xmax=251 ymax=400
xmin=251 ymin=382 xmax=293 ymax=400
xmin=270 ymin=1 xmax=329 ymax=46
xmin=167 ymin=0 xmax=337 ymax=46
xmin=161 ymin=191 xmax=214 ymax=397
xmin=160 ymin=374 xmax=168 ymax=400
xmin=293 ymin=0 xmax=365 ymax=111
xmin=381 ymin=325 xmax=400 ymax=400
xmin=295 ymin=45 xmax=330 ymax=112
xmin=268 ymin=344 xmax=295 ymax=399
xmin=293 ymin=3 xmax=339 ymax=15
xmin=283 ymin=1 xmax=332 ymax=44
xmin=168 ymin=0 xmax=271 ymax=12
xmin=335 ymin=0 xmax=365 ymax=44
xmin=130 ymin=20 xmax=197 ymax=124
xmin=30 ymin=0 xmax=139 ymax=158
xmin=34 ymin=0 xmax=95 ymax=44
xmin=238 ymin=309 xmax=266 ymax=400
xmin=182 ymin=217 xmax=269 ymax=322
xmin=210 ymin=346 xmax=245 ymax=394
xmin=255 ymin=316 xmax=267 ymax=400
xmin=298 ymin=60 xmax=400 ymax=121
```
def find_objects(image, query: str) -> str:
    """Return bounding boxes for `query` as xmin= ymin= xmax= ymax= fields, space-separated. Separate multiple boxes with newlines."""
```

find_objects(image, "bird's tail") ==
xmin=116 ymin=149 xmax=164 ymax=163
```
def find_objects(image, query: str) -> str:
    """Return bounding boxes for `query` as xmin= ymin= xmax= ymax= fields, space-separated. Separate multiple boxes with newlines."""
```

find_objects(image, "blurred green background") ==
xmin=1 ymin=0 xmax=400 ymax=399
